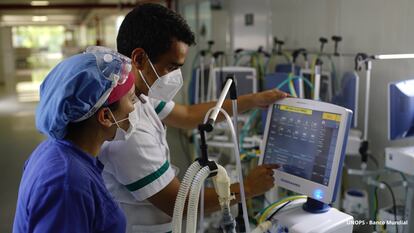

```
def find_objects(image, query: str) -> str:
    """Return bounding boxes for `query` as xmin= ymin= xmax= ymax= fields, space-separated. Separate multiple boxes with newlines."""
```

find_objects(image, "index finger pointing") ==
xmin=264 ymin=164 xmax=280 ymax=169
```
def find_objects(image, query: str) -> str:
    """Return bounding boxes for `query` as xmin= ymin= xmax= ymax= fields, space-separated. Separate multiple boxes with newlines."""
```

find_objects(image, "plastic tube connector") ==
xmin=251 ymin=221 xmax=272 ymax=233
xmin=220 ymin=205 xmax=237 ymax=233
xmin=213 ymin=165 xmax=235 ymax=206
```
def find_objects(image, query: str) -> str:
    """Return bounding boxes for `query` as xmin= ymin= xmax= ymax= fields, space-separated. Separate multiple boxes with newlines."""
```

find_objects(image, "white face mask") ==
xmin=108 ymin=109 xmax=137 ymax=141
xmin=138 ymin=57 xmax=183 ymax=102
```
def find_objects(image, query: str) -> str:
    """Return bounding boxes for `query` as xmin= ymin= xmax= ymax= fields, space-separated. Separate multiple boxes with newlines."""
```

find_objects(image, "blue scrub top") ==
xmin=13 ymin=139 xmax=126 ymax=233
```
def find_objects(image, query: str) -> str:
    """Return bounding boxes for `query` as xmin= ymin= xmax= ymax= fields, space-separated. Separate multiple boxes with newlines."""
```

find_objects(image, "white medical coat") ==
xmin=99 ymin=95 xmax=176 ymax=233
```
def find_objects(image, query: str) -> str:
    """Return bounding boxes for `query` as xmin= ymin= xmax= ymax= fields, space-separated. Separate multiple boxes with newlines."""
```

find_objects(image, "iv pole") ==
xmin=355 ymin=53 xmax=414 ymax=233
xmin=354 ymin=53 xmax=414 ymax=168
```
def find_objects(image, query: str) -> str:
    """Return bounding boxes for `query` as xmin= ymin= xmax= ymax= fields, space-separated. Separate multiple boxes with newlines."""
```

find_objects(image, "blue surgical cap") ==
xmin=36 ymin=53 xmax=114 ymax=139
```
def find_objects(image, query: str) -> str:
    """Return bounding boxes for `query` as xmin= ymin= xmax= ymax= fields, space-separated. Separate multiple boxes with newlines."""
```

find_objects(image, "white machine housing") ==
xmin=274 ymin=205 xmax=353 ymax=233
xmin=259 ymin=98 xmax=352 ymax=204
xmin=345 ymin=129 xmax=363 ymax=156
xmin=212 ymin=66 xmax=257 ymax=100
xmin=385 ymin=146 xmax=414 ymax=176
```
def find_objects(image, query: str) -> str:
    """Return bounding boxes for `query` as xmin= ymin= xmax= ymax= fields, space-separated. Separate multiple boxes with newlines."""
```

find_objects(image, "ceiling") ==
xmin=0 ymin=0 xmax=142 ymax=26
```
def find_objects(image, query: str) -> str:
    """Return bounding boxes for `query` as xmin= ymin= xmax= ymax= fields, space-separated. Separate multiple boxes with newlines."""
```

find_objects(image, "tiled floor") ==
xmin=0 ymin=86 xmax=45 ymax=232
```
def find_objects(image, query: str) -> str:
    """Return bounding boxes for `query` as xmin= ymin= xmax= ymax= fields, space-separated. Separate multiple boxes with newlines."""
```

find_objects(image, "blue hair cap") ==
xmin=35 ymin=53 xmax=113 ymax=139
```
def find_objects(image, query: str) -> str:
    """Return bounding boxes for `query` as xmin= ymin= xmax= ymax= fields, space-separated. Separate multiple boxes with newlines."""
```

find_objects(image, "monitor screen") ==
xmin=261 ymin=73 xmax=302 ymax=133
xmin=263 ymin=104 xmax=341 ymax=186
xmin=214 ymin=67 xmax=257 ymax=99
xmin=388 ymin=79 xmax=414 ymax=140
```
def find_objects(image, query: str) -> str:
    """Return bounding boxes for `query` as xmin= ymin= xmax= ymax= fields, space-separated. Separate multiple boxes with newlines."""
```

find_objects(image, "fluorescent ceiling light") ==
xmin=32 ymin=16 xmax=48 ymax=22
xmin=31 ymin=1 xmax=49 ymax=6
xmin=375 ymin=54 xmax=414 ymax=60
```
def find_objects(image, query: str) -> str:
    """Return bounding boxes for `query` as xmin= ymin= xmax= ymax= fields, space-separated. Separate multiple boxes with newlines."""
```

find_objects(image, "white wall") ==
xmin=228 ymin=0 xmax=272 ymax=51
xmin=208 ymin=0 xmax=414 ymax=160
xmin=270 ymin=0 xmax=414 ymax=160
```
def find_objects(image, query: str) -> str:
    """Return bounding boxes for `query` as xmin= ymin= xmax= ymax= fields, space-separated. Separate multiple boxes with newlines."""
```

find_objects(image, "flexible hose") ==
xmin=224 ymin=108 xmax=251 ymax=232
xmin=288 ymin=78 xmax=298 ymax=97
xmin=198 ymin=184 xmax=205 ymax=233
xmin=257 ymin=196 xmax=307 ymax=224
xmin=172 ymin=162 xmax=202 ymax=233
xmin=276 ymin=73 xmax=314 ymax=91
xmin=186 ymin=166 xmax=211 ymax=233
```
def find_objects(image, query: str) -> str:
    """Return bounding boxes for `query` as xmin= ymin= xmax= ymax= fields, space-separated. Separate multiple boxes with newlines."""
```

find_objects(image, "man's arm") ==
xmin=162 ymin=89 xmax=288 ymax=129
xmin=147 ymin=164 xmax=278 ymax=217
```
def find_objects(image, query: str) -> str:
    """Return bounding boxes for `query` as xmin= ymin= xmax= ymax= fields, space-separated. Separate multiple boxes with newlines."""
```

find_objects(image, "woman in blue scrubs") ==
xmin=13 ymin=47 xmax=137 ymax=233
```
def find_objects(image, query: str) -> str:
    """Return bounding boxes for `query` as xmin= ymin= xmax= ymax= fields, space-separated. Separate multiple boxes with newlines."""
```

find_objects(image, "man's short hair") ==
xmin=117 ymin=3 xmax=196 ymax=62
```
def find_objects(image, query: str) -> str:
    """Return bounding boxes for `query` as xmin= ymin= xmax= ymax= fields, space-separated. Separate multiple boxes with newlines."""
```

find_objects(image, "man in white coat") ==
xmin=99 ymin=3 xmax=286 ymax=233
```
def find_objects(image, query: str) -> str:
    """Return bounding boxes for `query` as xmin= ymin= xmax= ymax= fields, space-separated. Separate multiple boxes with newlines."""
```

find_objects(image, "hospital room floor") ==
xmin=0 ymin=85 xmax=45 ymax=232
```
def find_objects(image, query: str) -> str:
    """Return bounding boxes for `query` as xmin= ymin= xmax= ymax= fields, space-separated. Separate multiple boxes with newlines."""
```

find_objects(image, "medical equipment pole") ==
xmin=198 ymin=76 xmax=250 ymax=232
xmin=197 ymin=51 xmax=206 ymax=104
xmin=229 ymin=75 xmax=251 ymax=233
xmin=193 ymin=79 xmax=231 ymax=233
xmin=313 ymin=59 xmax=322 ymax=101
xmin=229 ymin=75 xmax=239 ymax=139
xmin=360 ymin=60 xmax=372 ymax=169
xmin=354 ymin=52 xmax=414 ymax=167
xmin=228 ymin=75 xmax=246 ymax=233
xmin=363 ymin=60 xmax=371 ymax=144
xmin=355 ymin=53 xmax=414 ymax=233
xmin=354 ymin=53 xmax=371 ymax=169
xmin=205 ymin=56 xmax=215 ymax=102
xmin=199 ymin=107 xmax=250 ymax=233
xmin=199 ymin=58 xmax=230 ymax=231
xmin=195 ymin=79 xmax=233 ymax=233
xmin=354 ymin=53 xmax=414 ymax=165
xmin=312 ymin=38 xmax=328 ymax=101
xmin=292 ymin=48 xmax=308 ymax=98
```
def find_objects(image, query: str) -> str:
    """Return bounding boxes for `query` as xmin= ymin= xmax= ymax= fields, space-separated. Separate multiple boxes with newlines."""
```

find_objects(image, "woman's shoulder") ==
xmin=27 ymin=139 xmax=95 ymax=192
